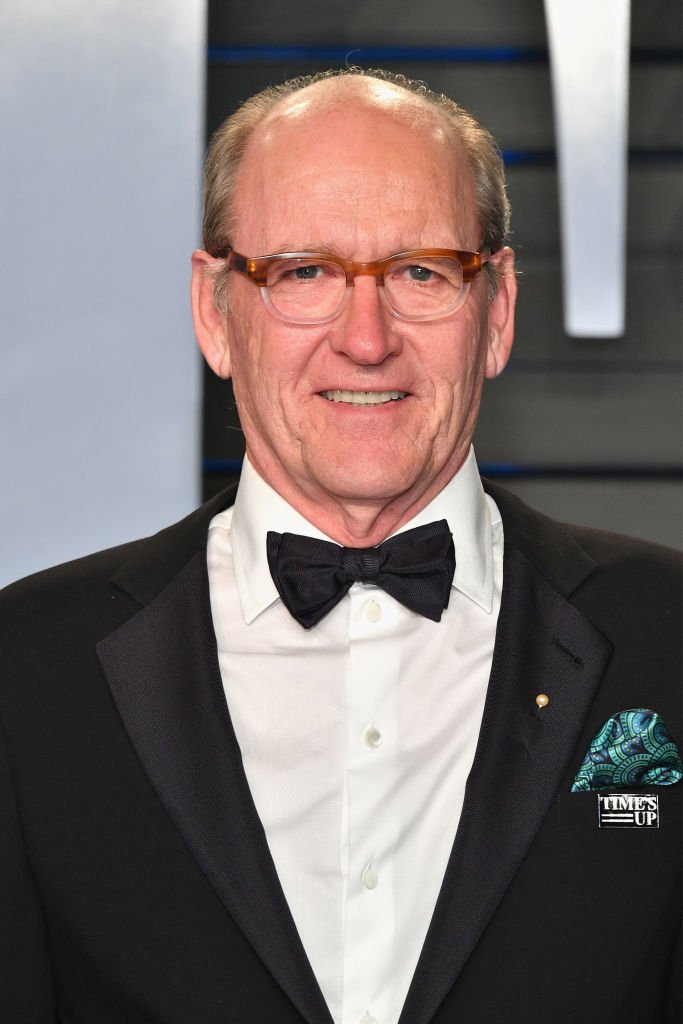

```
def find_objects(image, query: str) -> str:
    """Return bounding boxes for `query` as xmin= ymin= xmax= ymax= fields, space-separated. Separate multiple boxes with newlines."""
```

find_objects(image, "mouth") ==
xmin=319 ymin=389 xmax=408 ymax=406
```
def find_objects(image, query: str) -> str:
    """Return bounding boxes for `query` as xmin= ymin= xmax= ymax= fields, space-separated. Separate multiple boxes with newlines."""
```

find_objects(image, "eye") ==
xmin=388 ymin=257 xmax=462 ymax=291
xmin=405 ymin=264 xmax=435 ymax=282
xmin=292 ymin=264 xmax=324 ymax=281
xmin=390 ymin=261 xmax=447 ymax=287
xmin=268 ymin=260 xmax=333 ymax=288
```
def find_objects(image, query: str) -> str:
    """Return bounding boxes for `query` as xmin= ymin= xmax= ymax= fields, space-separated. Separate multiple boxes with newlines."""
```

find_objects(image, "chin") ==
xmin=307 ymin=455 xmax=423 ymax=503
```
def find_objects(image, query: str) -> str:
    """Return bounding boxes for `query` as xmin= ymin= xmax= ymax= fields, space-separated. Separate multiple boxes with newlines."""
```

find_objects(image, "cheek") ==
xmin=228 ymin=316 xmax=317 ymax=428
xmin=431 ymin=323 xmax=486 ymax=395
xmin=426 ymin=325 xmax=489 ymax=431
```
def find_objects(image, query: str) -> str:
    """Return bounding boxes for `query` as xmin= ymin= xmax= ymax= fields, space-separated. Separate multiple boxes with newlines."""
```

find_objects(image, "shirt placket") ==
xmin=342 ymin=583 xmax=401 ymax=1024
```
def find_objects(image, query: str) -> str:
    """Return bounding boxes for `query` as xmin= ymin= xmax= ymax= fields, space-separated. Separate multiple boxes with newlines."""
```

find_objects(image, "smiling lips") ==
xmin=320 ymin=389 xmax=408 ymax=405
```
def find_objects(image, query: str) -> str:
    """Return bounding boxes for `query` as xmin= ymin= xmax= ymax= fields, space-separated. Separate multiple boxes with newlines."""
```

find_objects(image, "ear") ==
xmin=484 ymin=246 xmax=517 ymax=380
xmin=190 ymin=249 xmax=232 ymax=379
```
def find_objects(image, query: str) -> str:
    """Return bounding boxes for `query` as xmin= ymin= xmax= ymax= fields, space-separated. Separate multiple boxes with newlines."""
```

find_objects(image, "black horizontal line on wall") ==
xmin=204 ymin=458 xmax=244 ymax=475
xmin=480 ymin=465 xmax=683 ymax=480
xmin=208 ymin=45 xmax=682 ymax=65
xmin=501 ymin=149 xmax=682 ymax=166
xmin=203 ymin=458 xmax=683 ymax=481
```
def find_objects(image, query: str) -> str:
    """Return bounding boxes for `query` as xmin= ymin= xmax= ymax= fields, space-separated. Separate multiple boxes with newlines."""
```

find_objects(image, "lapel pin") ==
xmin=535 ymin=693 xmax=550 ymax=718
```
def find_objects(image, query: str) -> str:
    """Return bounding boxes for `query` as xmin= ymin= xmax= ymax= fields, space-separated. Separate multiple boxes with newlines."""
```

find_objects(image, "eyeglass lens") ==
xmin=265 ymin=256 xmax=466 ymax=321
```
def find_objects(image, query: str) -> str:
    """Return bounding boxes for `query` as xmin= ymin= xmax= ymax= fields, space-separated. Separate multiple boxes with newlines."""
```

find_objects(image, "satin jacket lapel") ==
xmin=399 ymin=543 xmax=613 ymax=1024
xmin=97 ymin=549 xmax=333 ymax=1024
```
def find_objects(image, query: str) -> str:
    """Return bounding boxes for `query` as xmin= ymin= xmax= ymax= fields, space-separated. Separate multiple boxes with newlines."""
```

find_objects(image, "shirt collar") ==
xmin=217 ymin=447 xmax=495 ymax=623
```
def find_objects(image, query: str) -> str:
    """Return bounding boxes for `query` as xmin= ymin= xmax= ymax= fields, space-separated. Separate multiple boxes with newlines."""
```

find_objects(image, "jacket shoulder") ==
xmin=0 ymin=537 xmax=146 ymax=627
xmin=0 ymin=484 xmax=239 ymax=653
xmin=560 ymin=518 xmax=682 ymax=577
xmin=0 ymin=483 xmax=239 ymax=625
xmin=485 ymin=478 xmax=682 ymax=580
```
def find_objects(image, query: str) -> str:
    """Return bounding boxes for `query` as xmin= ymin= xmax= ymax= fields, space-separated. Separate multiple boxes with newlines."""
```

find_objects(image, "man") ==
xmin=1 ymin=70 xmax=680 ymax=1024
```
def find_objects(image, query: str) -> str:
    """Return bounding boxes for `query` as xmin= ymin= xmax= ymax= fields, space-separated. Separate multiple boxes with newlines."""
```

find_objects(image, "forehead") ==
xmin=230 ymin=79 xmax=479 ymax=253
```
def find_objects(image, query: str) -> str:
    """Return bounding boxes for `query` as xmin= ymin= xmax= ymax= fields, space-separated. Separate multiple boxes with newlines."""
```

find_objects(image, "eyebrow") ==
xmin=253 ymin=240 xmax=433 ymax=259
xmin=259 ymin=241 xmax=342 ymax=256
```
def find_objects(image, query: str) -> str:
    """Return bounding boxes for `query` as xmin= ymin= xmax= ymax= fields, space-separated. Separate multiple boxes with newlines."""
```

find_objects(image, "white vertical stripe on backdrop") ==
xmin=544 ymin=0 xmax=631 ymax=337
xmin=0 ymin=0 xmax=205 ymax=586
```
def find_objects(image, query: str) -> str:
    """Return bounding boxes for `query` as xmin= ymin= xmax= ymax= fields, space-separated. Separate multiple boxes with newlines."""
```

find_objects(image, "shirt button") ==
xmin=360 ymin=1014 xmax=379 ymax=1024
xmin=364 ymin=599 xmax=382 ymax=622
xmin=361 ymin=862 xmax=379 ymax=889
xmin=364 ymin=725 xmax=382 ymax=748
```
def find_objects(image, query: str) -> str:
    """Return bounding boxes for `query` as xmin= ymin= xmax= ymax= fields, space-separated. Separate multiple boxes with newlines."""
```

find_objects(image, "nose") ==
xmin=328 ymin=275 xmax=402 ymax=364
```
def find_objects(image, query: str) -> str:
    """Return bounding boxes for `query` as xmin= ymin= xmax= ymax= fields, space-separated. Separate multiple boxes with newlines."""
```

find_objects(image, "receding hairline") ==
xmin=240 ymin=75 xmax=462 ymax=178
xmin=256 ymin=73 xmax=452 ymax=131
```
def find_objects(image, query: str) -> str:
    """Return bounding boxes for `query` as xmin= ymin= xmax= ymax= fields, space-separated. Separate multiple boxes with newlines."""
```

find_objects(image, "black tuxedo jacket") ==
xmin=1 ymin=482 xmax=680 ymax=1024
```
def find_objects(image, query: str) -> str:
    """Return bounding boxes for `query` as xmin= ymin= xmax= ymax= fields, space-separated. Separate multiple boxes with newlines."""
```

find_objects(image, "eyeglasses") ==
xmin=215 ymin=246 xmax=490 ymax=324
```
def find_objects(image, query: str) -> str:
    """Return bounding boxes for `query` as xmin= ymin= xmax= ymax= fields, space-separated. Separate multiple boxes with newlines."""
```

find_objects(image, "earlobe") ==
xmin=484 ymin=246 xmax=517 ymax=380
xmin=190 ymin=249 xmax=232 ymax=379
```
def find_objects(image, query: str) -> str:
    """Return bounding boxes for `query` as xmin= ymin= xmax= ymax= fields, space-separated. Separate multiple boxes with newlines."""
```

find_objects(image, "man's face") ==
xmin=193 ymin=82 xmax=515 ymax=530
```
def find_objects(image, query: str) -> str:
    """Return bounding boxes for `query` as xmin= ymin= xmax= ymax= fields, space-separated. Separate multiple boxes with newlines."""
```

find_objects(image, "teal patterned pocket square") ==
xmin=571 ymin=708 xmax=683 ymax=792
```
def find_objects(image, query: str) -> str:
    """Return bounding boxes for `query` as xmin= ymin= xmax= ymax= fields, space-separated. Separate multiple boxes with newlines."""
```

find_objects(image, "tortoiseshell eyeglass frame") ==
xmin=213 ymin=246 xmax=488 ymax=286
xmin=209 ymin=245 xmax=492 ymax=323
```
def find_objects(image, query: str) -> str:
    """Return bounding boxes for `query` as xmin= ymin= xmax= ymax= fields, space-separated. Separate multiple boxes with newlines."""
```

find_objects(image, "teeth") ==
xmin=321 ymin=390 xmax=407 ymax=405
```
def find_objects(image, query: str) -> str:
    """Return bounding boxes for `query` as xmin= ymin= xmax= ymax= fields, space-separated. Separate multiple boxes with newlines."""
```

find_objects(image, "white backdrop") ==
xmin=0 ymin=0 xmax=205 ymax=586
xmin=545 ymin=0 xmax=630 ymax=337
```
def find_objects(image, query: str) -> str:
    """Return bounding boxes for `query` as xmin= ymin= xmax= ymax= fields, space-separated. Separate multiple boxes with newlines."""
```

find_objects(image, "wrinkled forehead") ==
xmin=231 ymin=77 xmax=478 ymax=247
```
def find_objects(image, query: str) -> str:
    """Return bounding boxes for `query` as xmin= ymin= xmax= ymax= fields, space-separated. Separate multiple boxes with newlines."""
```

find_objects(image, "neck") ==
xmin=245 ymin=447 xmax=470 ymax=547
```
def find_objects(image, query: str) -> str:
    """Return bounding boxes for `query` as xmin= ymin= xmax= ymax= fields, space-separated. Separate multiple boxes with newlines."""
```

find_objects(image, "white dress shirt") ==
xmin=206 ymin=447 xmax=504 ymax=1024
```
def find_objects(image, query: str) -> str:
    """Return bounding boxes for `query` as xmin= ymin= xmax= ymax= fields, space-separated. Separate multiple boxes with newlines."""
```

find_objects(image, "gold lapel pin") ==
xmin=535 ymin=693 xmax=550 ymax=718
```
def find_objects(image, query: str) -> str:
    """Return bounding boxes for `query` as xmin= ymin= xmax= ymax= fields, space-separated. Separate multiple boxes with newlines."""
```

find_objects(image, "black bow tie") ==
xmin=266 ymin=520 xmax=455 ymax=629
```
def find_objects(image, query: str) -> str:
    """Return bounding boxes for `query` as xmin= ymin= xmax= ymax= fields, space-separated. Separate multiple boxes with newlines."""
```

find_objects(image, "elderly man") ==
xmin=1 ymin=70 xmax=680 ymax=1024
